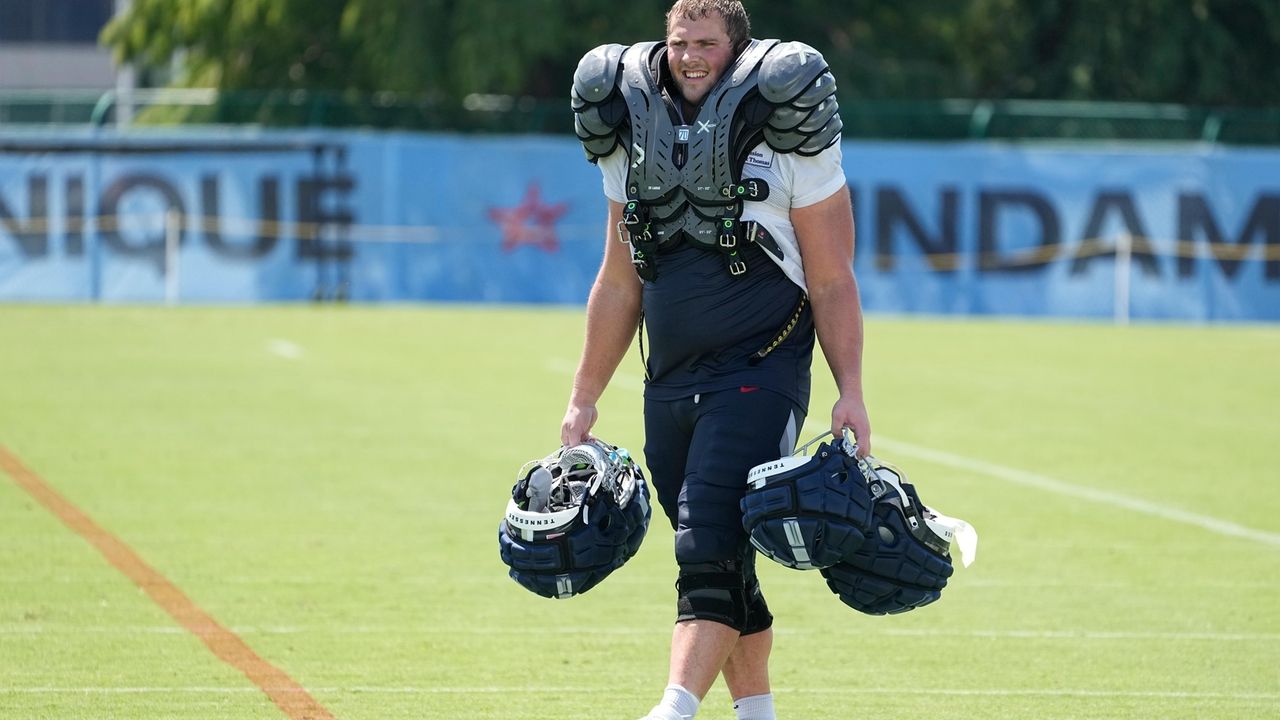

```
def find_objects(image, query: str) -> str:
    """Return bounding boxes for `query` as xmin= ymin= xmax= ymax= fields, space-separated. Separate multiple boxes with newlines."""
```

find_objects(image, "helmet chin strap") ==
xmin=793 ymin=429 xmax=838 ymax=456
xmin=790 ymin=427 xmax=862 ymax=458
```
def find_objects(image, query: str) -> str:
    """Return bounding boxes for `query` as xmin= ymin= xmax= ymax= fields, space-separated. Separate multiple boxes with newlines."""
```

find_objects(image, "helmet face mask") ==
xmin=858 ymin=458 xmax=955 ymax=559
xmin=499 ymin=439 xmax=651 ymax=599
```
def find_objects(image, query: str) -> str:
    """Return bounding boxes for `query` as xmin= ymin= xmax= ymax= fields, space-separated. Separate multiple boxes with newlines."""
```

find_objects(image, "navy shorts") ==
xmin=643 ymin=387 xmax=806 ymax=565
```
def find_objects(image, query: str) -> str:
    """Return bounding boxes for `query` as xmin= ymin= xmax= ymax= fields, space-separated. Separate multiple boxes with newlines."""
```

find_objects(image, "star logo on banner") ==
xmin=488 ymin=183 xmax=570 ymax=253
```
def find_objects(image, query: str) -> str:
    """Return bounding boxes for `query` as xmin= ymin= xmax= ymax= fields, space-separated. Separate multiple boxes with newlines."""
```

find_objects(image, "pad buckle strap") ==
xmin=616 ymin=221 xmax=653 ymax=245
xmin=622 ymin=201 xmax=642 ymax=228
xmin=745 ymin=221 xmax=783 ymax=259
xmin=619 ymin=199 xmax=657 ymax=280
xmin=720 ymin=178 xmax=770 ymax=202
xmin=718 ymin=218 xmax=738 ymax=249
xmin=620 ymin=200 xmax=651 ymax=244
xmin=728 ymin=256 xmax=747 ymax=276
xmin=632 ymin=248 xmax=656 ymax=281
xmin=617 ymin=223 xmax=653 ymax=243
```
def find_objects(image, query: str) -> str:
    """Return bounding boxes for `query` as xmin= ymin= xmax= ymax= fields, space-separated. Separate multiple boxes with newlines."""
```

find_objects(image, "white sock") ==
xmin=733 ymin=692 xmax=776 ymax=720
xmin=646 ymin=684 xmax=700 ymax=719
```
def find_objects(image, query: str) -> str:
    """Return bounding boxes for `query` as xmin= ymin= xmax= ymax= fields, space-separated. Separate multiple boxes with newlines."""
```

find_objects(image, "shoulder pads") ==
xmin=572 ymin=44 xmax=630 ymax=162
xmin=758 ymin=41 xmax=843 ymax=156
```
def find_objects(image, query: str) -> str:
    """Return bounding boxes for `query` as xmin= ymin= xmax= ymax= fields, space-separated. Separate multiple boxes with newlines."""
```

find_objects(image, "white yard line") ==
xmin=543 ymin=357 xmax=645 ymax=393
xmin=794 ymin=688 xmax=1280 ymax=700
xmin=265 ymin=338 xmax=305 ymax=360
xmin=3 ymin=625 xmax=1275 ymax=642
xmin=875 ymin=437 xmax=1280 ymax=547
xmin=3 ymin=686 xmax=1276 ymax=701
xmin=875 ymin=628 xmax=1280 ymax=642
xmin=540 ymin=361 xmax=1280 ymax=547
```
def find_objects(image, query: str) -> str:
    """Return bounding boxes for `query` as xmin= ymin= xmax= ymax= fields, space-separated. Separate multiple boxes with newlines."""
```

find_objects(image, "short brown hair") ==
xmin=665 ymin=0 xmax=752 ymax=53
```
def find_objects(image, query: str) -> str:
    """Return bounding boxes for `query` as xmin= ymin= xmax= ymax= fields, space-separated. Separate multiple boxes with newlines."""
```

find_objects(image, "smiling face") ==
xmin=665 ymin=12 xmax=735 ymax=106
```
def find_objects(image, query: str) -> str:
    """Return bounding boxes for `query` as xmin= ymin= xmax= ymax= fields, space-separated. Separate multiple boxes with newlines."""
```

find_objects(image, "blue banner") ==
xmin=849 ymin=143 xmax=1280 ymax=321
xmin=1 ymin=127 xmax=1277 ymax=320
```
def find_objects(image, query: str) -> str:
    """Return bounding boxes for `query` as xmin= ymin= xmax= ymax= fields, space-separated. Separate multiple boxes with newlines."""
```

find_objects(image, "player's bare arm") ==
xmin=791 ymin=184 xmax=871 ymax=456
xmin=562 ymin=198 xmax=642 ymax=445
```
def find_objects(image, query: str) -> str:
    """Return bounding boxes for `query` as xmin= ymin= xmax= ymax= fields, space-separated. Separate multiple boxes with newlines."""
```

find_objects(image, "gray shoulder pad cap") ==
xmin=759 ymin=41 xmax=843 ymax=156
xmin=573 ymin=44 xmax=628 ymax=104
xmin=765 ymin=110 xmax=842 ymax=157
xmin=758 ymin=41 xmax=829 ymax=104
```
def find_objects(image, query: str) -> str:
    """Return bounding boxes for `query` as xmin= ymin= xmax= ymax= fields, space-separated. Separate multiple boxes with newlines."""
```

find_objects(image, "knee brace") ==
xmin=740 ymin=575 xmax=773 ymax=635
xmin=675 ymin=560 xmax=773 ymax=633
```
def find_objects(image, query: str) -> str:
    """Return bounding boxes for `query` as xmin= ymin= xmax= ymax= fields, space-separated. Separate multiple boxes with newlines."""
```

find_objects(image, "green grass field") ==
xmin=1 ymin=305 xmax=1277 ymax=720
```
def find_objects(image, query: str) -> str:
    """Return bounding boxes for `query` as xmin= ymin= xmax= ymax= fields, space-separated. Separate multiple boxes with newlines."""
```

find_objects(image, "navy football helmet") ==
xmin=740 ymin=431 xmax=876 ymax=570
xmin=745 ymin=430 xmax=976 ymax=615
xmin=820 ymin=457 xmax=955 ymax=614
xmin=498 ymin=439 xmax=651 ymax=599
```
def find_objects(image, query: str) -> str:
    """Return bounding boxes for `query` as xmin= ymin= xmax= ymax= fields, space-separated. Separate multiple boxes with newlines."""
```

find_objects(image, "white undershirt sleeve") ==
xmin=598 ymin=149 xmax=628 ymax=204
xmin=784 ymin=142 xmax=846 ymax=208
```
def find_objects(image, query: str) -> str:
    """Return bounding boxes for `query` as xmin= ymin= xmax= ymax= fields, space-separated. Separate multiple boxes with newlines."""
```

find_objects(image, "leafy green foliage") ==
xmin=101 ymin=1 xmax=1280 ymax=113
xmin=959 ymin=0 xmax=1280 ymax=105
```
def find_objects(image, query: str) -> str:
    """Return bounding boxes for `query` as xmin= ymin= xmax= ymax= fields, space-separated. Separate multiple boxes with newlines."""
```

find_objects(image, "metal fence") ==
xmin=1 ymin=88 xmax=1278 ymax=145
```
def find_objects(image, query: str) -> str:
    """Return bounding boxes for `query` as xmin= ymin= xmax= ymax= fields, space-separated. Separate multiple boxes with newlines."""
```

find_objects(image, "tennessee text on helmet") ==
xmin=740 ymin=430 xmax=875 ymax=570
xmin=571 ymin=39 xmax=840 ymax=280
xmin=498 ymin=439 xmax=651 ymax=599
xmin=820 ymin=430 xmax=978 ymax=615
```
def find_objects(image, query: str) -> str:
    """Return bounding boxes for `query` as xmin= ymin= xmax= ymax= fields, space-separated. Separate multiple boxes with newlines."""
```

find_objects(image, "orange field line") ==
xmin=0 ymin=445 xmax=336 ymax=720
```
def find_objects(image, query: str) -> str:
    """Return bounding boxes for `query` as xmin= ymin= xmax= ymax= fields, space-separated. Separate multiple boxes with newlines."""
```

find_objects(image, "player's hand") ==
xmin=831 ymin=395 xmax=871 ymax=458
xmin=561 ymin=403 xmax=599 ymax=446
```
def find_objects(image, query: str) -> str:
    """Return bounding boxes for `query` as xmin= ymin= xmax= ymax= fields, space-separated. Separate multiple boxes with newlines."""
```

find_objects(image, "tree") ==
xmin=101 ymin=0 xmax=1279 ymax=128
xmin=959 ymin=0 xmax=1280 ymax=105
